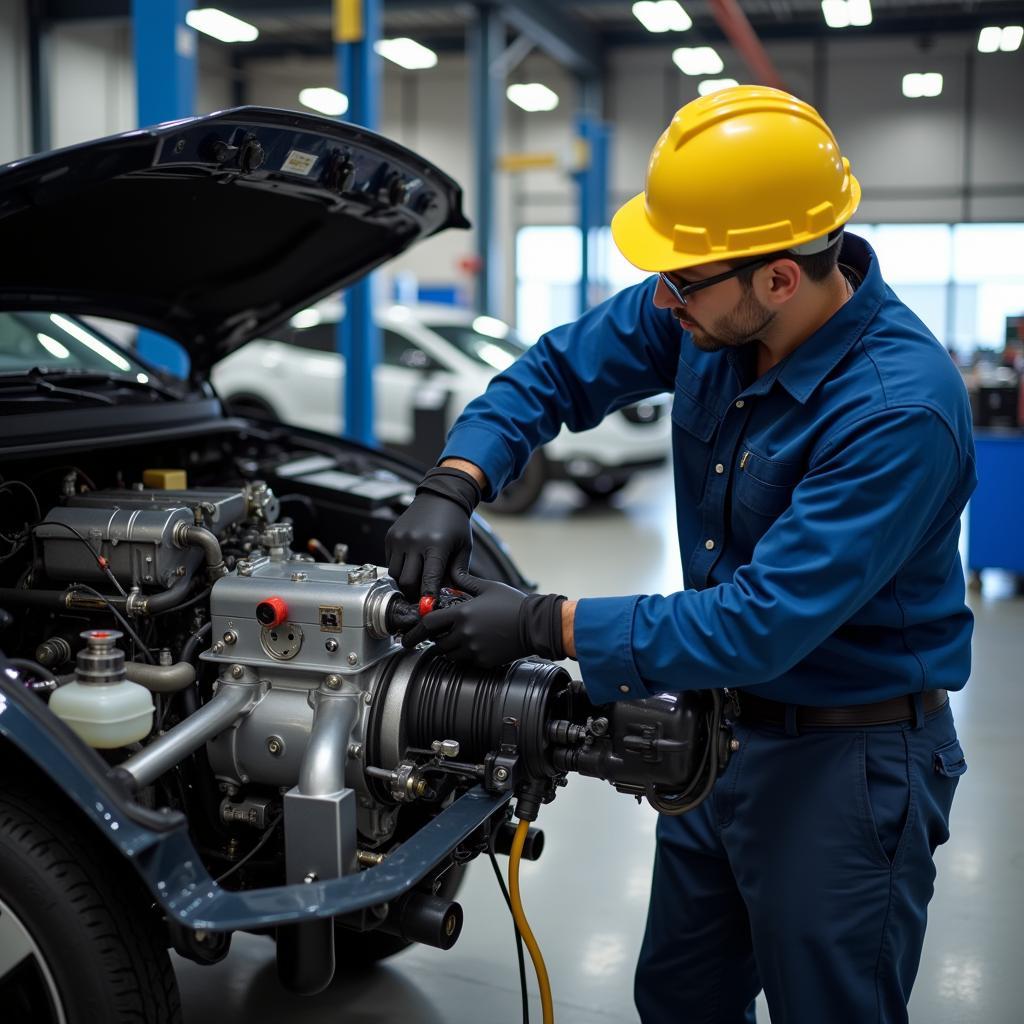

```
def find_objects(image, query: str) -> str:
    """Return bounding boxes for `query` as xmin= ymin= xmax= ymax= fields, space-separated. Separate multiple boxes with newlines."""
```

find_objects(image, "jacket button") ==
xmin=619 ymin=684 xmax=630 ymax=694
xmin=705 ymin=539 xmax=715 ymax=551
xmin=735 ymin=400 xmax=745 ymax=409
xmin=715 ymin=463 xmax=725 ymax=474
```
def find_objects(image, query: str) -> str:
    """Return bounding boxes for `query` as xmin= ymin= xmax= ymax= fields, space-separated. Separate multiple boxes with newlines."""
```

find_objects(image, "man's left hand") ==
xmin=401 ymin=572 xmax=566 ymax=668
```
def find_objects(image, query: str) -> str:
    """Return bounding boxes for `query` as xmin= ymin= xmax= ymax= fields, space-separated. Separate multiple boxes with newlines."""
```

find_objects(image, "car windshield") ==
xmin=425 ymin=317 xmax=531 ymax=372
xmin=0 ymin=311 xmax=150 ymax=377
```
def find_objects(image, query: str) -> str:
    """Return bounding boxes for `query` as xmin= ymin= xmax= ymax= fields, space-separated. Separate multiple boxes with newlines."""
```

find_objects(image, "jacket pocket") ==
xmin=733 ymin=445 xmax=802 ymax=519
xmin=933 ymin=737 xmax=967 ymax=778
xmin=671 ymin=384 xmax=718 ymax=504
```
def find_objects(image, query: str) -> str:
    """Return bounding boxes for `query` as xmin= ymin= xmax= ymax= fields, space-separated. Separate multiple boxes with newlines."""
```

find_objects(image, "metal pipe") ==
xmin=174 ymin=523 xmax=227 ymax=580
xmin=707 ymin=0 xmax=786 ymax=90
xmin=299 ymin=691 xmax=360 ymax=796
xmin=125 ymin=660 xmax=196 ymax=694
xmin=120 ymin=671 xmax=261 ymax=788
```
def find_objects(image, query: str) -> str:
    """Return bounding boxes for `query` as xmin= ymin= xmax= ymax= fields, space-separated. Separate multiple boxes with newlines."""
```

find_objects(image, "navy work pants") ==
xmin=634 ymin=701 xmax=966 ymax=1024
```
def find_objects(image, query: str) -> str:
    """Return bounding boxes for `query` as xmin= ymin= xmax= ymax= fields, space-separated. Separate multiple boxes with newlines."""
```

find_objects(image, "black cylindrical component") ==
xmin=35 ymin=635 xmax=73 ymax=668
xmin=276 ymin=919 xmax=335 ymax=995
xmin=403 ymin=654 xmax=571 ymax=783
xmin=375 ymin=892 xmax=463 ymax=951
xmin=143 ymin=560 xmax=199 ymax=614
xmin=491 ymin=821 xmax=545 ymax=861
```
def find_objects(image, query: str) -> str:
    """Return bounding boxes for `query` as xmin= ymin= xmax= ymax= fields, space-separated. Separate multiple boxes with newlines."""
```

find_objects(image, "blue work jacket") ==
xmin=441 ymin=234 xmax=977 ymax=706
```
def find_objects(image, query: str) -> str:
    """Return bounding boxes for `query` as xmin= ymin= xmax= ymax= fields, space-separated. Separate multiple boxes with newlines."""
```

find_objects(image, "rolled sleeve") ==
xmin=574 ymin=594 xmax=646 ymax=702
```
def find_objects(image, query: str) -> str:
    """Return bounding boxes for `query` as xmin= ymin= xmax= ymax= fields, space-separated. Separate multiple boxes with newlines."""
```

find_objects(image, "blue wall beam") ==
xmin=469 ymin=4 xmax=504 ymax=316
xmin=132 ymin=0 xmax=195 ymax=378
xmin=336 ymin=0 xmax=381 ymax=445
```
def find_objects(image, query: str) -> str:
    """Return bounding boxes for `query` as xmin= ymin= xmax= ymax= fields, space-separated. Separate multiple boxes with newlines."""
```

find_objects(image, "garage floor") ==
xmin=174 ymin=466 xmax=1023 ymax=1023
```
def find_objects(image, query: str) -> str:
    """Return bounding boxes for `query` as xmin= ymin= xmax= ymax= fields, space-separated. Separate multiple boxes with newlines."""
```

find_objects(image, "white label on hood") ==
xmin=282 ymin=150 xmax=318 ymax=176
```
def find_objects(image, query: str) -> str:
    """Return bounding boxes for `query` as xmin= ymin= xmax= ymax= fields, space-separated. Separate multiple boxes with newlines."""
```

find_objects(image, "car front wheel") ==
xmin=0 ymin=788 xmax=181 ymax=1024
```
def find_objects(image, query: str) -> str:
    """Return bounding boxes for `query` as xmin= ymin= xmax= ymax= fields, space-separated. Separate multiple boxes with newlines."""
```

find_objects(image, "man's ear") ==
xmin=760 ymin=259 xmax=801 ymax=306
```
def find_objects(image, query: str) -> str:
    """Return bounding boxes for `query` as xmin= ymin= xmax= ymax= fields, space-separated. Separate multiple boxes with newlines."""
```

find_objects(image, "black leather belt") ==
xmin=734 ymin=688 xmax=949 ymax=728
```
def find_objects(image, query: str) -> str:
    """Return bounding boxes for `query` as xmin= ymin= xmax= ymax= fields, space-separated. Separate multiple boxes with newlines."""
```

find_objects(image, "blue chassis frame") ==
xmin=0 ymin=663 xmax=509 ymax=933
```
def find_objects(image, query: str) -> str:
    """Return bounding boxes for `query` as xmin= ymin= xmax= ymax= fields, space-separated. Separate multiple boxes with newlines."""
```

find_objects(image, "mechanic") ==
xmin=386 ymin=85 xmax=975 ymax=1024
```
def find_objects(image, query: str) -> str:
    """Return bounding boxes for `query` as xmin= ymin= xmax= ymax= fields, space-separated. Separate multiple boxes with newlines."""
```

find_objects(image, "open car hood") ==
xmin=0 ymin=107 xmax=469 ymax=377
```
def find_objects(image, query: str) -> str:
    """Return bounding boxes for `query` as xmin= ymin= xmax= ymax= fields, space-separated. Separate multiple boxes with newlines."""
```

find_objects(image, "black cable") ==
xmin=180 ymin=621 xmax=212 ymax=665
xmin=66 ymin=582 xmax=156 ymax=664
xmin=214 ymin=813 xmax=284 ymax=885
xmin=488 ymin=817 xmax=530 ymax=1024
xmin=0 ymin=480 xmax=42 ymax=524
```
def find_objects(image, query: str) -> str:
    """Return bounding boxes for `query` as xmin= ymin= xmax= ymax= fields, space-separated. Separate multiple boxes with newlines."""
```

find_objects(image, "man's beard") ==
xmin=680 ymin=288 xmax=776 ymax=352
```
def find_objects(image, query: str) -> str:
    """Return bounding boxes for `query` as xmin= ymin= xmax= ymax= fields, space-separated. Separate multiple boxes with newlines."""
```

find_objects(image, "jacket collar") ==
xmin=745 ymin=232 xmax=886 ymax=405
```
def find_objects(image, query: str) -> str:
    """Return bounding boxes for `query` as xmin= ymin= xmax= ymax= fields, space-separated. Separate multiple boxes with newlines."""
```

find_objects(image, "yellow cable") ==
xmin=508 ymin=818 xmax=554 ymax=1024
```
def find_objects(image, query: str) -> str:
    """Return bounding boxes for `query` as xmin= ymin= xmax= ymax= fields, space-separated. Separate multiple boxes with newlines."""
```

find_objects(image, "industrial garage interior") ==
xmin=1 ymin=2 xmax=1022 ymax=1024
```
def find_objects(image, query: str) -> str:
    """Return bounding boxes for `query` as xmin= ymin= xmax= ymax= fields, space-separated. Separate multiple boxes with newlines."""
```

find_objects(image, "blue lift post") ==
xmin=131 ymin=0 xmax=194 ymax=378
xmin=469 ymin=4 xmax=505 ymax=316
xmin=574 ymin=80 xmax=610 ymax=317
xmin=335 ymin=0 xmax=380 ymax=445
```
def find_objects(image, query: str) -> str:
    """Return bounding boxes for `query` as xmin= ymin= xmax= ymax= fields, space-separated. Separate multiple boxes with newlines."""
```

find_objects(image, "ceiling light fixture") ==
xmin=632 ymin=1 xmax=692 ymax=33
xmin=902 ymin=72 xmax=943 ymax=99
xmin=672 ymin=46 xmax=724 ymax=76
xmin=820 ymin=0 xmax=872 ymax=29
xmin=978 ymin=25 xmax=1024 ymax=52
xmin=373 ymin=37 xmax=438 ymax=70
xmin=506 ymin=83 xmax=559 ymax=112
xmin=698 ymin=78 xmax=740 ymax=96
xmin=184 ymin=8 xmax=259 ymax=43
xmin=299 ymin=87 xmax=349 ymax=116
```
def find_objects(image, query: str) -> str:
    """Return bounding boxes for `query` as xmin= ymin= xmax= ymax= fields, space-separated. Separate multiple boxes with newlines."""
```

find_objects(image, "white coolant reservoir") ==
xmin=49 ymin=630 xmax=154 ymax=748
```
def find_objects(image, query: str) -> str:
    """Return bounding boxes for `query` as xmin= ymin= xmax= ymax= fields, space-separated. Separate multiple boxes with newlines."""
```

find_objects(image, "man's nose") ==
xmin=653 ymin=276 xmax=680 ymax=310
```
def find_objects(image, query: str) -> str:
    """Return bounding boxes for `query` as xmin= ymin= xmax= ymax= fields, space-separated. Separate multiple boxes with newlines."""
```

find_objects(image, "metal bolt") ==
xmin=211 ymin=640 xmax=225 ymax=655
xmin=348 ymin=743 xmax=363 ymax=759
xmin=223 ymin=630 xmax=238 ymax=645
xmin=290 ymin=571 xmax=308 ymax=582
xmin=230 ymin=664 xmax=244 ymax=679
xmin=236 ymin=559 xmax=253 ymax=576
xmin=267 ymin=736 xmax=284 ymax=757
xmin=325 ymin=674 xmax=342 ymax=690
xmin=494 ymin=767 xmax=509 ymax=782
xmin=347 ymin=652 xmax=359 ymax=666
xmin=730 ymin=739 xmax=741 ymax=752
xmin=325 ymin=638 xmax=339 ymax=653
xmin=303 ymin=872 xmax=318 ymax=884
xmin=363 ymin=691 xmax=372 ymax=705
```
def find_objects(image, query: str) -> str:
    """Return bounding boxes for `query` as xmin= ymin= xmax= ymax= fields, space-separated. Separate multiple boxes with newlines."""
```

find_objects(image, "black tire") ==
xmin=222 ymin=394 xmax=279 ymax=421
xmin=574 ymin=474 xmax=630 ymax=502
xmin=0 ymin=789 xmax=181 ymax=1024
xmin=484 ymin=452 xmax=547 ymax=515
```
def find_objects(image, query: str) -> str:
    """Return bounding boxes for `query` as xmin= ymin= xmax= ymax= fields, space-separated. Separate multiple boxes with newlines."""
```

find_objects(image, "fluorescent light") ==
xmin=847 ymin=0 xmax=872 ymax=27
xmin=299 ymin=87 xmax=349 ymax=117
xmin=37 ymin=333 xmax=70 ymax=359
xmin=821 ymin=0 xmax=850 ymax=28
xmin=977 ymin=26 xmax=1002 ymax=51
xmin=698 ymin=78 xmax=739 ymax=96
xmin=50 ymin=314 xmax=131 ymax=371
xmin=632 ymin=1 xmax=692 ymax=33
xmin=185 ymin=8 xmax=258 ymax=43
xmin=289 ymin=308 xmax=322 ymax=329
xmin=1001 ymin=25 xmax=1023 ymax=51
xmin=902 ymin=72 xmax=943 ymax=99
xmin=507 ymin=83 xmax=559 ymax=112
xmin=472 ymin=315 xmax=510 ymax=340
xmin=374 ymin=37 xmax=438 ymax=70
xmin=672 ymin=46 xmax=724 ymax=76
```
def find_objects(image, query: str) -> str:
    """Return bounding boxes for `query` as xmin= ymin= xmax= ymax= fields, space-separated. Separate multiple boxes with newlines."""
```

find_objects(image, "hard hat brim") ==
xmin=611 ymin=176 xmax=862 ymax=275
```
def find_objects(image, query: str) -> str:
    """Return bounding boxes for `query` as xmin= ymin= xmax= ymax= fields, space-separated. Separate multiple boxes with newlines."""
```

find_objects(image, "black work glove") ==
xmin=385 ymin=466 xmax=482 ymax=602
xmin=402 ymin=571 xmax=566 ymax=668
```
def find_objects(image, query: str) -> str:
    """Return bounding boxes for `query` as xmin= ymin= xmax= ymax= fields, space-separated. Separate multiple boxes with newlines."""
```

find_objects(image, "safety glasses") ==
xmin=658 ymin=255 xmax=775 ymax=307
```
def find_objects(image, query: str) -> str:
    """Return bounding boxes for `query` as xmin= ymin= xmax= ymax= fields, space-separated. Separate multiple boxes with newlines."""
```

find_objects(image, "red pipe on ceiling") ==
xmin=708 ymin=0 xmax=787 ymax=90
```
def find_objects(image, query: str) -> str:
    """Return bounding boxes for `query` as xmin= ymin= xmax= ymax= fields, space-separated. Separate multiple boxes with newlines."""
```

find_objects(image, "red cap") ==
xmin=256 ymin=596 xmax=289 ymax=628
xmin=418 ymin=594 xmax=436 ymax=617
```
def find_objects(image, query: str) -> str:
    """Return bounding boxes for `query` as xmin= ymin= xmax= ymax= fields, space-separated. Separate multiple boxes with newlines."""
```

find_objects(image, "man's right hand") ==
xmin=385 ymin=465 xmax=483 ymax=601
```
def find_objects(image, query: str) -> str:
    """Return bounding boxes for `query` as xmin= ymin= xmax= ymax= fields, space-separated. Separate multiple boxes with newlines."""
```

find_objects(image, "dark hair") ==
xmin=734 ymin=228 xmax=843 ymax=287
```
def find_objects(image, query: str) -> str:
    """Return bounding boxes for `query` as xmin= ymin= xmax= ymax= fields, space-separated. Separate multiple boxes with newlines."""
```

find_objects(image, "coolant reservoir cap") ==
xmin=256 ymin=596 xmax=289 ymax=628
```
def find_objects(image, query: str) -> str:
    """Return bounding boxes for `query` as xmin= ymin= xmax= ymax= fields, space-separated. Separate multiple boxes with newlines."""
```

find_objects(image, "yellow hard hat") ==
xmin=611 ymin=85 xmax=861 ymax=273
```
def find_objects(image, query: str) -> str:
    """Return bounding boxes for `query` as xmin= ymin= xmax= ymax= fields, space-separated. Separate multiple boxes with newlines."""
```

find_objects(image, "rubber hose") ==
xmin=509 ymin=818 xmax=554 ymax=1024
xmin=124 ymin=660 xmax=196 ymax=693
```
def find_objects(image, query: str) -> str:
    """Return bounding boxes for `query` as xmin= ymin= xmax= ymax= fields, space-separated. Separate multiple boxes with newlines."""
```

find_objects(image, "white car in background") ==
xmin=212 ymin=302 xmax=670 ymax=512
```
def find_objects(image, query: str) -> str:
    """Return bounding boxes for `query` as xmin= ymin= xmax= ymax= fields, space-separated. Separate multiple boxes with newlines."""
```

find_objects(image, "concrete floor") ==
xmin=174 ymin=466 xmax=1023 ymax=1023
